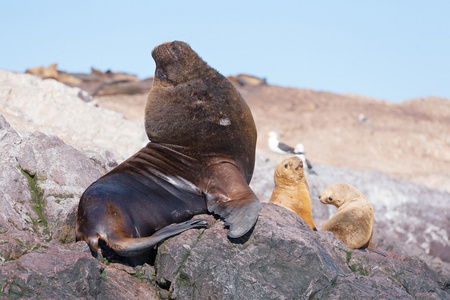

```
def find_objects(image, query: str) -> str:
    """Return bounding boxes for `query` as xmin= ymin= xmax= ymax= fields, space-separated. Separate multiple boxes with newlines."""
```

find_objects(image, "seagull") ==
xmin=267 ymin=132 xmax=317 ymax=175
xmin=267 ymin=131 xmax=297 ymax=155
xmin=294 ymin=143 xmax=317 ymax=175
xmin=358 ymin=113 xmax=371 ymax=124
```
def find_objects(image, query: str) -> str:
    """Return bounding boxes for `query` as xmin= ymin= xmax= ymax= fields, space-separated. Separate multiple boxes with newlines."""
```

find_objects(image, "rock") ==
xmin=154 ymin=204 xmax=449 ymax=299
xmin=0 ymin=245 xmax=102 ymax=298
xmin=98 ymin=263 xmax=160 ymax=300
xmin=0 ymin=68 xmax=449 ymax=299
xmin=0 ymin=113 xmax=113 ymax=263
xmin=0 ymin=114 xmax=41 ymax=236
xmin=0 ymin=70 xmax=147 ymax=160
xmin=15 ymin=130 xmax=107 ymax=243
xmin=0 ymin=243 xmax=159 ymax=299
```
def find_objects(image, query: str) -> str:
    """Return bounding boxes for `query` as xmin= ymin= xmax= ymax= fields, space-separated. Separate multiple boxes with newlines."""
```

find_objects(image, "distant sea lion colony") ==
xmin=76 ymin=41 xmax=382 ymax=263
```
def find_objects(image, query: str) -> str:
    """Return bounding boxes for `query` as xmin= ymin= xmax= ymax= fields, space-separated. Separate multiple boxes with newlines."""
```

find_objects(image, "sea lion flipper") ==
xmin=205 ymin=163 xmax=262 ymax=238
xmin=217 ymin=199 xmax=261 ymax=238
xmin=362 ymin=231 xmax=386 ymax=256
xmin=111 ymin=219 xmax=208 ymax=257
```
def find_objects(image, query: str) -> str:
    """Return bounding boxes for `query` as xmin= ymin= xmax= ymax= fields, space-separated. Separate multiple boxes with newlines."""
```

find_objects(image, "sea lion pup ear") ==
xmin=204 ymin=162 xmax=262 ymax=238
xmin=106 ymin=219 xmax=208 ymax=257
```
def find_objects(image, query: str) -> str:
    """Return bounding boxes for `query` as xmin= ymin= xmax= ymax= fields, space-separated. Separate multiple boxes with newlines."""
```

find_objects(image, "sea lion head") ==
xmin=319 ymin=182 xmax=360 ymax=208
xmin=145 ymin=41 xmax=257 ymax=181
xmin=274 ymin=157 xmax=305 ymax=186
xmin=151 ymin=41 xmax=208 ymax=88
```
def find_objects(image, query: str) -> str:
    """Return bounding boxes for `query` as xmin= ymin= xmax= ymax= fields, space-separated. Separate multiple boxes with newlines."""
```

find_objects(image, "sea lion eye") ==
xmin=157 ymin=71 xmax=167 ymax=79
xmin=284 ymin=164 xmax=288 ymax=168
xmin=328 ymin=197 xmax=333 ymax=202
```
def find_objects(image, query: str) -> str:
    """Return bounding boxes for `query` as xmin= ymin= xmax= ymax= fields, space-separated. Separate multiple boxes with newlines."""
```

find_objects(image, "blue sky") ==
xmin=1 ymin=1 xmax=449 ymax=103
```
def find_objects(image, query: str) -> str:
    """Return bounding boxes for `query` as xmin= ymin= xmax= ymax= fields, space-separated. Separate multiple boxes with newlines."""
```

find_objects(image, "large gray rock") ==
xmin=0 ymin=112 xmax=160 ymax=298
xmin=0 ymin=113 xmax=112 ymax=263
xmin=0 ymin=243 xmax=159 ymax=299
xmin=0 ymin=70 xmax=449 ymax=298
xmin=155 ymin=204 xmax=449 ymax=299
xmin=0 ymin=70 xmax=147 ymax=160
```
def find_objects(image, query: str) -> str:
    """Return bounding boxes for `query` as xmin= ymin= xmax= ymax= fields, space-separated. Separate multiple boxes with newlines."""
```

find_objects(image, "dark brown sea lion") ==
xmin=76 ymin=41 xmax=261 ymax=260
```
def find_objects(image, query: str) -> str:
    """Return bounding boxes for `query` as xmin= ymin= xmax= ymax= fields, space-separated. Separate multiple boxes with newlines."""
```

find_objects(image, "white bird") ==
xmin=358 ymin=113 xmax=371 ymax=124
xmin=268 ymin=132 xmax=318 ymax=175
xmin=294 ymin=143 xmax=317 ymax=175
xmin=267 ymin=131 xmax=297 ymax=155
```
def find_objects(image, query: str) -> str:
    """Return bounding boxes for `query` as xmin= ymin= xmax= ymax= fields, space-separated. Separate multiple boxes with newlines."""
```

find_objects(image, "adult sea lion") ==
xmin=76 ymin=41 xmax=262 ymax=260
xmin=269 ymin=157 xmax=316 ymax=230
xmin=319 ymin=183 xmax=378 ymax=251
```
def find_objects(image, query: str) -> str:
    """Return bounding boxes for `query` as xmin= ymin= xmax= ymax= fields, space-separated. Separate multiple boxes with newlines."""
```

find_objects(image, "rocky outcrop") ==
xmin=155 ymin=205 xmax=449 ymax=299
xmin=0 ymin=70 xmax=448 ymax=298
xmin=0 ymin=243 xmax=160 ymax=299
xmin=0 ymin=112 xmax=111 ymax=261
xmin=0 ymin=70 xmax=147 ymax=160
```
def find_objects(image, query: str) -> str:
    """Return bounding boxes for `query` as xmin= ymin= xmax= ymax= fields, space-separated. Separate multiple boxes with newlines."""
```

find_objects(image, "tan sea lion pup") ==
xmin=319 ymin=183 xmax=380 ymax=252
xmin=269 ymin=157 xmax=317 ymax=230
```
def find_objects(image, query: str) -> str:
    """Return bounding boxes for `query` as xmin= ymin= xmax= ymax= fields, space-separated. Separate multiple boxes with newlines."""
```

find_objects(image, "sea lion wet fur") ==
xmin=76 ymin=41 xmax=262 ymax=261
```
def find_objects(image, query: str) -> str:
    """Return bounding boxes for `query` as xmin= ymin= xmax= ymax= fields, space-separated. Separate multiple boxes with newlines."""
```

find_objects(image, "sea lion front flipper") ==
xmin=110 ymin=219 xmax=208 ymax=257
xmin=205 ymin=162 xmax=262 ymax=238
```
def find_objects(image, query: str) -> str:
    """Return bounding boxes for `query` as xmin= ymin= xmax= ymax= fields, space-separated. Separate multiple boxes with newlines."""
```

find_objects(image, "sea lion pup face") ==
xmin=274 ymin=157 xmax=306 ymax=185
xmin=318 ymin=182 xmax=353 ymax=208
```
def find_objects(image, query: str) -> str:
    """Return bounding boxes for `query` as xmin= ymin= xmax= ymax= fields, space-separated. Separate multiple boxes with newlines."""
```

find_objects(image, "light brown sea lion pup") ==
xmin=76 ymin=41 xmax=262 ymax=262
xmin=269 ymin=157 xmax=317 ymax=230
xmin=319 ymin=183 xmax=384 ymax=255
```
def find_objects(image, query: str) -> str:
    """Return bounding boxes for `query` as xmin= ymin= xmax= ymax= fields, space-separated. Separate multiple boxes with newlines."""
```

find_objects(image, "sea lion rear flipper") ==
xmin=362 ymin=232 xmax=386 ymax=257
xmin=110 ymin=219 xmax=208 ymax=257
xmin=205 ymin=162 xmax=262 ymax=238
